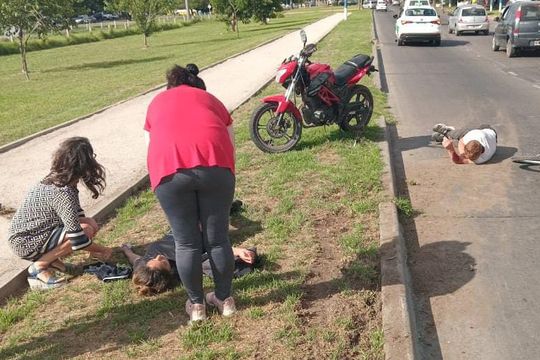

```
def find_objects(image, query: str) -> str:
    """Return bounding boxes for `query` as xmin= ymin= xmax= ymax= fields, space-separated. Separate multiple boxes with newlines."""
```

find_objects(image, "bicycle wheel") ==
xmin=512 ymin=155 xmax=540 ymax=165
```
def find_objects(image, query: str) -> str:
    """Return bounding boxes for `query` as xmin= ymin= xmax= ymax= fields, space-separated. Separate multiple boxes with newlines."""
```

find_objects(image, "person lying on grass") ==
xmin=7 ymin=137 xmax=113 ymax=290
xmin=121 ymin=234 xmax=257 ymax=296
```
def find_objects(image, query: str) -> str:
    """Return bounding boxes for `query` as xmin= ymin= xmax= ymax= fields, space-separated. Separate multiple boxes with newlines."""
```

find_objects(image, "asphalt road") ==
xmin=374 ymin=7 xmax=540 ymax=359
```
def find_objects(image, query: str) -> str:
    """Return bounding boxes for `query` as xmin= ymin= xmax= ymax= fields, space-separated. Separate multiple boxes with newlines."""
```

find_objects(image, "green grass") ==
xmin=0 ymin=20 xmax=198 ymax=56
xmin=394 ymin=196 xmax=414 ymax=217
xmin=0 ymin=9 xmax=384 ymax=359
xmin=0 ymin=8 xmax=338 ymax=146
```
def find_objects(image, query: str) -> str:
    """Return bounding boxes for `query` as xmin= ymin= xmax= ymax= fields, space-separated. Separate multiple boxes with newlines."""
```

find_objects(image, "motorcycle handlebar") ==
xmin=300 ymin=43 xmax=317 ymax=58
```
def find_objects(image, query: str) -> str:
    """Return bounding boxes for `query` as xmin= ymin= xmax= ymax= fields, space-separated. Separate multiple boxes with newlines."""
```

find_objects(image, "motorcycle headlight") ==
xmin=275 ymin=68 xmax=288 ymax=84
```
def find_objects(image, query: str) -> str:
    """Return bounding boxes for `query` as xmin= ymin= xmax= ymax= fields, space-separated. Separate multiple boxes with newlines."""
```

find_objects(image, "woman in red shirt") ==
xmin=144 ymin=65 xmax=236 ymax=323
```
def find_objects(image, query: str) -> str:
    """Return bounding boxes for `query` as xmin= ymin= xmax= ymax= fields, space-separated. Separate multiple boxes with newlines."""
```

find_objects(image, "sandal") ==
xmin=50 ymin=260 xmax=83 ymax=276
xmin=27 ymin=263 xmax=65 ymax=290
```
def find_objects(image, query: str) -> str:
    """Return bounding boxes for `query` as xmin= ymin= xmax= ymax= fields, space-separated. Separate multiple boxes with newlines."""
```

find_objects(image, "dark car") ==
xmin=492 ymin=1 xmax=540 ymax=57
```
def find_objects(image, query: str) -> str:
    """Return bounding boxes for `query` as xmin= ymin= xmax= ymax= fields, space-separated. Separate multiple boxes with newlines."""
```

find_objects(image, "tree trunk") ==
xmin=143 ymin=33 xmax=148 ymax=47
xmin=18 ymin=32 xmax=30 ymax=80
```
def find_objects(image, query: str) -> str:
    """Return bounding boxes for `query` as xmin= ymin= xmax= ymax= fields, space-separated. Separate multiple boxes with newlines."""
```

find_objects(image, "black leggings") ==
xmin=155 ymin=167 xmax=235 ymax=304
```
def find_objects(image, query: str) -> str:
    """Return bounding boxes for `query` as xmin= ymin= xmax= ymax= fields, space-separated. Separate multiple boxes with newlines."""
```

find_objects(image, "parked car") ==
xmin=492 ymin=1 xmax=540 ymax=57
xmin=394 ymin=6 xmax=441 ymax=46
xmin=392 ymin=0 xmax=400 ymax=5
xmin=363 ymin=0 xmax=377 ymax=8
xmin=448 ymin=5 xmax=489 ymax=35
xmin=376 ymin=0 xmax=388 ymax=11
xmin=74 ymin=15 xmax=96 ymax=24
xmin=402 ymin=0 xmax=430 ymax=8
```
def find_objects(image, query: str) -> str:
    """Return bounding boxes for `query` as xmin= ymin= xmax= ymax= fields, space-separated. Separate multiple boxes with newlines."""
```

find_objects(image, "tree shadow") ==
xmin=42 ymin=56 xmax=171 ymax=73
xmin=0 ymin=291 xmax=187 ymax=359
xmin=295 ymin=123 xmax=384 ymax=151
xmin=0 ymin=268 xmax=294 ymax=359
xmin=156 ymin=38 xmax=226 ymax=48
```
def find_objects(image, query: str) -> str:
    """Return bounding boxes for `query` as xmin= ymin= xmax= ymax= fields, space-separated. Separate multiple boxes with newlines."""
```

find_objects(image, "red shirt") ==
xmin=144 ymin=85 xmax=235 ymax=190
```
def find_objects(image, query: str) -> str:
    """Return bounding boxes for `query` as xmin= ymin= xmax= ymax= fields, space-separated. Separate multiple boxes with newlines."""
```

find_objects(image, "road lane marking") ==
xmin=534 ymin=84 xmax=540 ymax=90
xmin=508 ymin=71 xmax=518 ymax=76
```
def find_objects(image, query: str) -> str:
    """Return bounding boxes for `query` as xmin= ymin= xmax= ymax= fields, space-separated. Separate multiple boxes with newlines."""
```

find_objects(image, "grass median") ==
xmin=0 ymin=8 xmax=337 ymax=146
xmin=0 ymin=9 xmax=388 ymax=359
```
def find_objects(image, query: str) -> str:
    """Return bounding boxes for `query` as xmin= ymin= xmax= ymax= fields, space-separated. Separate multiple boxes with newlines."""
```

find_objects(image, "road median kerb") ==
xmin=377 ymin=116 xmax=419 ymax=360
xmin=373 ymin=9 xmax=419 ymax=357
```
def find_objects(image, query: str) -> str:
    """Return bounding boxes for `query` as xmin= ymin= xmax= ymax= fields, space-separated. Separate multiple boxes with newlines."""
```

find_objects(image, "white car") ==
xmin=394 ymin=6 xmax=441 ymax=46
xmin=363 ymin=0 xmax=377 ymax=8
xmin=448 ymin=5 xmax=489 ymax=35
xmin=376 ymin=0 xmax=388 ymax=11
xmin=392 ymin=0 xmax=400 ymax=5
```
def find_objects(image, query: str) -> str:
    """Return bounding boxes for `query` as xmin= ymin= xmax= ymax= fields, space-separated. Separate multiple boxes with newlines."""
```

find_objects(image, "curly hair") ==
xmin=43 ymin=137 xmax=106 ymax=199
xmin=464 ymin=140 xmax=484 ymax=161
xmin=132 ymin=264 xmax=173 ymax=296
xmin=166 ymin=64 xmax=206 ymax=90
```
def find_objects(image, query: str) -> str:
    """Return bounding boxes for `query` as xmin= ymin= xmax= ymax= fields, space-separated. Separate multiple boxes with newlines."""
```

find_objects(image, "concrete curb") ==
xmin=377 ymin=117 xmax=419 ymax=360
xmin=371 ymin=11 xmax=419 ymax=360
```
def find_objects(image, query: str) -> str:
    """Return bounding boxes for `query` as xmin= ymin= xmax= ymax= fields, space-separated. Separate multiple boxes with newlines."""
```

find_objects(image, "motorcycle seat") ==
xmin=334 ymin=54 xmax=372 ymax=86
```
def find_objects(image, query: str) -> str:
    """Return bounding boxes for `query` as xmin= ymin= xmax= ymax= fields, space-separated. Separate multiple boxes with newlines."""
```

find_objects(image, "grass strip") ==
xmin=0 ymin=8 xmax=337 ymax=146
xmin=0 ymin=8 xmax=384 ymax=359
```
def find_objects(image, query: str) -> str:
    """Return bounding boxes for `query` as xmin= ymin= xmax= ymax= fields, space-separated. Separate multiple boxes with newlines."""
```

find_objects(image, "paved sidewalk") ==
xmin=0 ymin=13 xmax=343 ymax=300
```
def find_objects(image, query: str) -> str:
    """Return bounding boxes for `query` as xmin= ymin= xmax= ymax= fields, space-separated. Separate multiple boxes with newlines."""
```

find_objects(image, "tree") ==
xmin=210 ymin=0 xmax=282 ymax=34
xmin=0 ymin=0 xmax=75 ymax=80
xmin=106 ymin=0 xmax=174 ymax=47
xmin=250 ymin=0 xmax=282 ymax=24
xmin=210 ymin=0 xmax=250 ymax=34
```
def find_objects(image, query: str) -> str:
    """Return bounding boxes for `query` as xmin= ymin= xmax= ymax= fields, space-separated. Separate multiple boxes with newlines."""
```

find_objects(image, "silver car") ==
xmin=448 ymin=5 xmax=489 ymax=35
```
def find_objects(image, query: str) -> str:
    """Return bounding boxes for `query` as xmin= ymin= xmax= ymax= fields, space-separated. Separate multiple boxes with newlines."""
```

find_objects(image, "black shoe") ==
xmin=230 ymin=200 xmax=243 ymax=215
xmin=432 ymin=123 xmax=455 ymax=136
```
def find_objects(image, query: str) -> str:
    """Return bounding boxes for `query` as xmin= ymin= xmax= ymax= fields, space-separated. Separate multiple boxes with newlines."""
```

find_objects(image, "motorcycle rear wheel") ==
xmin=339 ymin=85 xmax=374 ymax=134
xmin=249 ymin=102 xmax=302 ymax=153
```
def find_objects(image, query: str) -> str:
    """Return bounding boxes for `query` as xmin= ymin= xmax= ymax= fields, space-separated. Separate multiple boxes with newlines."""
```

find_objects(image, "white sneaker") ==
xmin=185 ymin=299 xmax=207 ymax=324
xmin=205 ymin=292 xmax=236 ymax=317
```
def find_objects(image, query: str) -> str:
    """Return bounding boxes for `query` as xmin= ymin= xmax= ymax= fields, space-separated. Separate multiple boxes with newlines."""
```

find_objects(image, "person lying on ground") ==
xmin=120 ymin=236 xmax=256 ymax=296
xmin=431 ymin=123 xmax=497 ymax=164
xmin=7 ymin=137 xmax=114 ymax=290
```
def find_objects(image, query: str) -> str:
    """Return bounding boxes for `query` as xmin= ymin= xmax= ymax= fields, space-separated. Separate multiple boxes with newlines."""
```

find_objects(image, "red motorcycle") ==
xmin=249 ymin=30 xmax=377 ymax=153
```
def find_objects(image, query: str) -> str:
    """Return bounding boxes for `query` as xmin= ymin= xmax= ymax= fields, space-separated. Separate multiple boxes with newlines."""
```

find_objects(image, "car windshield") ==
xmin=521 ymin=4 xmax=540 ymax=21
xmin=405 ymin=8 xmax=437 ymax=16
xmin=461 ymin=8 xmax=486 ymax=16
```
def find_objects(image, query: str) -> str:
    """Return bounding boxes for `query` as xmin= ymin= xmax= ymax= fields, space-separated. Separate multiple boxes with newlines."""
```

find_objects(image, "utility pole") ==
xmin=185 ymin=0 xmax=191 ymax=20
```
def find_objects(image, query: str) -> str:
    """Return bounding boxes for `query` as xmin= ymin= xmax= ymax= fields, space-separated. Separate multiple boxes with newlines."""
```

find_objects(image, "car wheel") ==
xmin=397 ymin=38 xmax=404 ymax=46
xmin=456 ymin=30 xmax=461 ymax=36
xmin=506 ymin=38 xmax=516 ymax=58
xmin=434 ymin=39 xmax=441 ymax=46
xmin=491 ymin=36 xmax=499 ymax=51
xmin=483 ymin=30 xmax=489 ymax=35
xmin=448 ymin=26 xmax=452 ymax=34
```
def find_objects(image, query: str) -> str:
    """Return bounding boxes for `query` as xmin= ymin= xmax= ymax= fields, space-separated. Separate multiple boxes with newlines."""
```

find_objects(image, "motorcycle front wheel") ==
xmin=339 ymin=85 xmax=374 ymax=134
xmin=249 ymin=102 xmax=302 ymax=153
